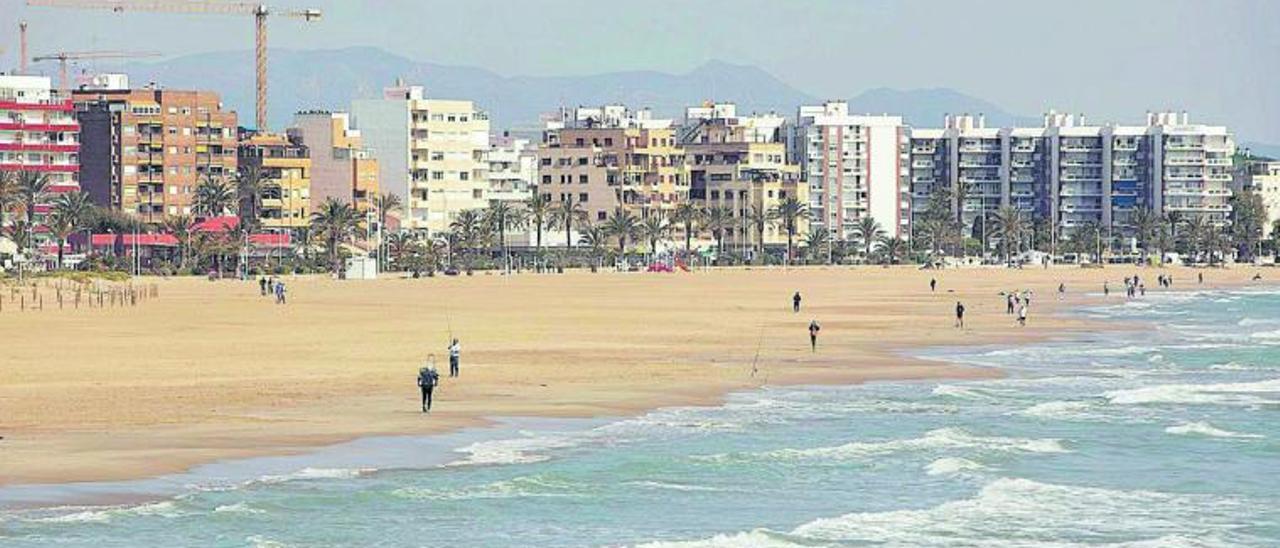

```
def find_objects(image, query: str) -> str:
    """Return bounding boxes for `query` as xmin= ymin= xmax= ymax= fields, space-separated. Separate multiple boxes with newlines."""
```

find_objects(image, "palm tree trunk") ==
xmin=57 ymin=238 xmax=65 ymax=269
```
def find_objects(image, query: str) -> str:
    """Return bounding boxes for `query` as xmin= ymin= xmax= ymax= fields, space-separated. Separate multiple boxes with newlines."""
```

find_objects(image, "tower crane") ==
xmin=32 ymin=50 xmax=162 ymax=93
xmin=25 ymin=0 xmax=321 ymax=131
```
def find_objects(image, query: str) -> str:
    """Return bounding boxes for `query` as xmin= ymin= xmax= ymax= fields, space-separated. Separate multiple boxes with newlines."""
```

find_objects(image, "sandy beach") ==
xmin=0 ymin=265 xmax=1264 ymax=487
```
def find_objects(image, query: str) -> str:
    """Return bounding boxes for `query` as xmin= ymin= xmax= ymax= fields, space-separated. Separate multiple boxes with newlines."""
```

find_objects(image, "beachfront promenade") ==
xmin=0 ymin=265 xmax=1263 ymax=486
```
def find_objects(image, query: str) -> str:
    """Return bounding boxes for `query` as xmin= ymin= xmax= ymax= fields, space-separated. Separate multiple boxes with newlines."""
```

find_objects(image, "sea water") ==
xmin=3 ymin=287 xmax=1279 ymax=547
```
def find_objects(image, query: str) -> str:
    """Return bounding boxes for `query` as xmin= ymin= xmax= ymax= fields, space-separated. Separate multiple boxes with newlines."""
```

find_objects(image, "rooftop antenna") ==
xmin=19 ymin=22 xmax=28 ymax=74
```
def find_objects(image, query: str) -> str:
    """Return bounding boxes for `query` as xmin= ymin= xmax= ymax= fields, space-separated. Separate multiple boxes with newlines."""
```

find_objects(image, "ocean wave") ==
xmin=257 ymin=467 xmax=375 ymax=485
xmin=1164 ymin=421 xmax=1263 ymax=439
xmin=1104 ymin=378 xmax=1280 ymax=406
xmin=1209 ymin=361 xmax=1278 ymax=372
xmin=19 ymin=501 xmax=185 ymax=524
xmin=696 ymin=427 xmax=1068 ymax=464
xmin=625 ymin=480 xmax=726 ymax=493
xmin=924 ymin=457 xmax=987 ymax=476
xmin=1237 ymin=317 xmax=1279 ymax=327
xmin=446 ymin=433 xmax=579 ymax=467
xmin=213 ymin=502 xmax=266 ymax=515
xmin=1017 ymin=400 xmax=1101 ymax=421
xmin=643 ymin=478 xmax=1249 ymax=547
xmin=392 ymin=475 xmax=586 ymax=501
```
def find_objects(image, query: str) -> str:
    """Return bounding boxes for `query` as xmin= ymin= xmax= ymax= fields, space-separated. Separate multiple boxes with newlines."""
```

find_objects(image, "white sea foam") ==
xmin=1104 ymin=378 xmax=1280 ymax=406
xmin=698 ymin=427 xmax=1067 ymax=464
xmin=642 ymin=478 xmax=1247 ymax=547
xmin=22 ymin=501 xmax=184 ymax=524
xmin=257 ymin=467 xmax=375 ymax=485
xmin=447 ymin=433 xmax=579 ymax=466
xmin=626 ymin=480 xmax=725 ymax=493
xmin=213 ymin=502 xmax=266 ymax=515
xmin=1209 ymin=361 xmax=1277 ymax=372
xmin=1237 ymin=317 xmax=1279 ymax=327
xmin=1164 ymin=421 xmax=1263 ymax=439
xmin=1017 ymin=400 xmax=1099 ymax=421
xmin=392 ymin=475 xmax=583 ymax=501
xmin=924 ymin=457 xmax=987 ymax=476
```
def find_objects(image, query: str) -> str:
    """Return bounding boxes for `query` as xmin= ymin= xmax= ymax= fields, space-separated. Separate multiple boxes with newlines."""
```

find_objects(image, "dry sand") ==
xmin=0 ymin=264 xmax=1264 ymax=486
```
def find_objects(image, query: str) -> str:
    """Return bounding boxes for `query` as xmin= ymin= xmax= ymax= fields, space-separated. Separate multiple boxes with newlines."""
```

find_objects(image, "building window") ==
xmin=473 ymin=189 xmax=483 ymax=199
xmin=459 ymin=172 xmax=469 ymax=181
xmin=597 ymin=211 xmax=607 ymax=221
xmin=432 ymin=171 xmax=444 ymax=180
xmin=579 ymin=193 xmax=588 ymax=202
xmin=542 ymin=175 xmax=552 ymax=184
xmin=578 ymin=174 xmax=589 ymax=184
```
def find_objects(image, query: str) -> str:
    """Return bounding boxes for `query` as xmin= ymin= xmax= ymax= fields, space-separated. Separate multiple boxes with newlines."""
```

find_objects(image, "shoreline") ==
xmin=1 ymin=265 xmax=1268 ymax=504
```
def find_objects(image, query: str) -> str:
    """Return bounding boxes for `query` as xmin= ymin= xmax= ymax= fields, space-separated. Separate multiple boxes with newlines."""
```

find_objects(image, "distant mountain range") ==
xmin=111 ymin=46 xmax=1275 ymax=154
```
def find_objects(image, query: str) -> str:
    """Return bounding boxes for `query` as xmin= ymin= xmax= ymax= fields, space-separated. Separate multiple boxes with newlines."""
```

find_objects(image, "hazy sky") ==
xmin=4 ymin=0 xmax=1279 ymax=142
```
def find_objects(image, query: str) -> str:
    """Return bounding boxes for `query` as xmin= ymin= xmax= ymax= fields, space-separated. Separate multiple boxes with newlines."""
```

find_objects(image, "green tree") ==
xmin=602 ymin=207 xmax=641 ymax=262
xmin=310 ymin=198 xmax=363 ymax=274
xmin=47 ymin=191 xmax=92 ymax=268
xmin=1129 ymin=209 xmax=1160 ymax=265
xmin=746 ymin=204 xmax=775 ymax=264
xmin=163 ymin=214 xmax=197 ymax=270
xmin=484 ymin=200 xmax=527 ymax=272
xmin=990 ymin=206 xmax=1028 ymax=262
xmin=194 ymin=176 xmax=237 ymax=218
xmin=17 ymin=171 xmax=51 ymax=228
xmin=671 ymin=202 xmax=703 ymax=262
xmin=877 ymin=235 xmax=908 ymax=265
xmin=803 ymin=227 xmax=830 ymax=264
xmin=449 ymin=208 xmax=485 ymax=264
xmin=524 ymin=192 xmax=552 ymax=256
xmin=577 ymin=222 xmax=609 ymax=270
xmin=639 ymin=213 xmax=670 ymax=264
xmin=1230 ymin=190 xmax=1265 ymax=261
xmin=852 ymin=216 xmax=884 ymax=261
xmin=235 ymin=165 xmax=264 ymax=230
xmin=771 ymin=196 xmax=808 ymax=265
xmin=702 ymin=206 xmax=734 ymax=262
xmin=0 ymin=170 xmax=17 ymax=227
xmin=549 ymin=197 xmax=587 ymax=249
xmin=374 ymin=192 xmax=401 ymax=231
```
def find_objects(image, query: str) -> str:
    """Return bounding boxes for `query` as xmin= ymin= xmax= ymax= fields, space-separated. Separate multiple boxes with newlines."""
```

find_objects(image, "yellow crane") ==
xmin=26 ymin=0 xmax=322 ymax=130
xmin=32 ymin=50 xmax=162 ymax=93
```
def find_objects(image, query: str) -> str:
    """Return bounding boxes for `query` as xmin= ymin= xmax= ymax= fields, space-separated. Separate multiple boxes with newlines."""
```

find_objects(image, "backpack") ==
xmin=418 ymin=368 xmax=438 ymax=388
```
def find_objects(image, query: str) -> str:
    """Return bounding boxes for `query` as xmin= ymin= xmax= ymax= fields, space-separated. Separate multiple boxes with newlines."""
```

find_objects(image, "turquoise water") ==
xmin=3 ymin=288 xmax=1280 ymax=546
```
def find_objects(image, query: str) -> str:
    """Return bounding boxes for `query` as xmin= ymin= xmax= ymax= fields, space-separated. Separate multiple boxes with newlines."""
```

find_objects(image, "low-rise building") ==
xmin=238 ymin=131 xmax=311 ymax=229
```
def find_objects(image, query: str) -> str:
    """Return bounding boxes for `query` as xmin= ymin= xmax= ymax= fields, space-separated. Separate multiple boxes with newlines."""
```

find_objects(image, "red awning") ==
xmin=248 ymin=233 xmax=291 ymax=246
xmin=193 ymin=215 xmax=239 ymax=233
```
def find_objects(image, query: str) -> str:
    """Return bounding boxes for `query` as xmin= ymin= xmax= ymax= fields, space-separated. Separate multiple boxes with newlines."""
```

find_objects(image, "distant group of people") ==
xmin=258 ymin=276 xmax=287 ymax=304
xmin=1000 ymin=289 xmax=1033 ymax=327
xmin=417 ymin=338 xmax=461 ymax=413
xmin=1121 ymin=275 xmax=1146 ymax=298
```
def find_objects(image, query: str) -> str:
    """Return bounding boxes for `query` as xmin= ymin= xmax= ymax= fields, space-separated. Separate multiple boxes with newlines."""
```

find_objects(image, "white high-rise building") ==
xmin=352 ymin=82 xmax=490 ymax=233
xmin=907 ymin=110 xmax=1235 ymax=247
xmin=0 ymin=75 xmax=79 ymax=253
xmin=791 ymin=101 xmax=908 ymax=240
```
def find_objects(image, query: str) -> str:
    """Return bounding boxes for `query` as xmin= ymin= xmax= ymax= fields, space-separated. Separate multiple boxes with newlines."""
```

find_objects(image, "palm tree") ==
xmin=990 ymin=206 xmax=1028 ymax=262
xmin=1072 ymin=221 xmax=1105 ymax=264
xmin=163 ymin=214 xmax=197 ymax=270
xmin=523 ymin=192 xmax=552 ymax=256
xmin=602 ymin=207 xmax=641 ymax=262
xmin=577 ymin=222 xmax=609 ymax=271
xmin=449 ymin=209 xmax=485 ymax=264
xmin=639 ymin=213 xmax=670 ymax=264
xmin=1230 ymin=190 xmax=1266 ymax=261
xmin=194 ymin=176 xmax=236 ymax=218
xmin=374 ymin=192 xmax=402 ymax=231
xmin=747 ymin=204 xmax=775 ymax=264
xmin=48 ymin=191 xmax=92 ymax=266
xmin=1130 ymin=209 xmax=1160 ymax=265
xmin=386 ymin=232 xmax=416 ymax=271
xmin=310 ymin=198 xmax=363 ymax=274
xmin=484 ymin=200 xmax=526 ymax=272
xmin=549 ymin=197 xmax=587 ymax=249
xmin=0 ymin=170 xmax=17 ymax=227
xmin=17 ymin=171 xmax=51 ymax=228
xmin=1180 ymin=215 xmax=1210 ymax=263
xmin=803 ymin=227 xmax=830 ymax=264
xmin=771 ymin=197 xmax=808 ymax=265
xmin=235 ymin=165 xmax=264 ymax=229
xmin=671 ymin=202 xmax=703 ymax=262
xmin=852 ymin=216 xmax=885 ymax=261
xmin=702 ymin=206 xmax=734 ymax=262
xmin=877 ymin=235 xmax=908 ymax=265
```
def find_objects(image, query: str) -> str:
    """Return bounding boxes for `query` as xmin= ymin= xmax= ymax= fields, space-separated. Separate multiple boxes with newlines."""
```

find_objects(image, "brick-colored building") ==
xmin=289 ymin=111 xmax=379 ymax=214
xmin=537 ymin=105 xmax=687 ymax=226
xmin=74 ymin=80 xmax=237 ymax=223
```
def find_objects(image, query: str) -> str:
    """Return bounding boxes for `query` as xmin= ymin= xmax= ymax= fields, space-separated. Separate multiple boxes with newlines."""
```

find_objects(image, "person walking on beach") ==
xmin=955 ymin=301 xmax=966 ymax=329
xmin=275 ymin=281 xmax=287 ymax=304
xmin=808 ymin=320 xmax=821 ymax=352
xmin=418 ymin=361 xmax=440 ymax=413
xmin=1017 ymin=303 xmax=1028 ymax=327
xmin=259 ymin=276 xmax=267 ymax=296
xmin=793 ymin=291 xmax=802 ymax=313
xmin=1104 ymin=282 xmax=1110 ymax=296
xmin=1199 ymin=272 xmax=1204 ymax=285
xmin=930 ymin=278 xmax=937 ymax=292
xmin=448 ymin=338 xmax=461 ymax=377
xmin=1058 ymin=283 xmax=1065 ymax=300
xmin=1139 ymin=283 xmax=1145 ymax=297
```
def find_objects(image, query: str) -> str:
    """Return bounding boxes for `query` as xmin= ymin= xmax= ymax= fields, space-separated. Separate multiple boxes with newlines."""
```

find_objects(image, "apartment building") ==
xmin=1234 ymin=158 xmax=1280 ymax=237
xmin=681 ymin=103 xmax=806 ymax=249
xmin=352 ymin=82 xmax=489 ymax=233
xmin=487 ymin=134 xmax=536 ymax=205
xmin=289 ymin=111 xmax=379 ymax=213
xmin=1 ymin=74 xmax=80 ymax=236
xmin=238 ymin=132 xmax=311 ymax=229
xmin=537 ymin=105 xmax=687 ymax=226
xmin=908 ymin=110 xmax=1234 ymax=245
xmin=74 ymin=78 xmax=236 ymax=223
xmin=791 ymin=101 xmax=908 ymax=240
